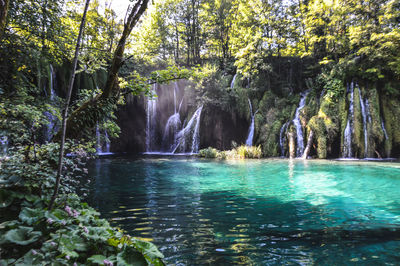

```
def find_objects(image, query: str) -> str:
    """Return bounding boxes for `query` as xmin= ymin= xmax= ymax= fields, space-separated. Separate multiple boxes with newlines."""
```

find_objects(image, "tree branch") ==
xmin=49 ymin=0 xmax=91 ymax=210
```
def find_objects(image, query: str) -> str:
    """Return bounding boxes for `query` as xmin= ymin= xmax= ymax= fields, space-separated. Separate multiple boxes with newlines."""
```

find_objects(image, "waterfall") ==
xmin=343 ymin=83 xmax=354 ymax=158
xmin=279 ymin=122 xmax=289 ymax=157
xmin=162 ymin=113 xmax=182 ymax=151
xmin=231 ymin=74 xmax=237 ymax=89
xmin=292 ymin=91 xmax=309 ymax=157
xmin=381 ymin=120 xmax=389 ymax=140
xmin=174 ymin=82 xmax=178 ymax=113
xmin=172 ymin=105 xmax=203 ymax=154
xmin=162 ymin=83 xmax=184 ymax=152
xmin=45 ymin=64 xmax=58 ymax=141
xmin=0 ymin=135 xmax=8 ymax=157
xmin=95 ymin=123 xmax=111 ymax=154
xmin=145 ymin=84 xmax=158 ymax=152
xmin=104 ymin=130 xmax=110 ymax=153
xmin=144 ymin=82 xmax=203 ymax=154
xmin=96 ymin=124 xmax=101 ymax=154
xmin=358 ymin=87 xmax=370 ymax=157
xmin=191 ymin=106 xmax=202 ymax=153
xmin=245 ymin=99 xmax=258 ymax=146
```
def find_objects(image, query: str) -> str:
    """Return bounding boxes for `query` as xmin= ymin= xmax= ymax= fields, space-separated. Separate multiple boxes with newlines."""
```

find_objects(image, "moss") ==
xmin=308 ymin=116 xmax=328 ymax=158
xmin=386 ymin=97 xmax=400 ymax=152
xmin=381 ymin=95 xmax=393 ymax=156
xmin=254 ymin=112 xmax=263 ymax=145
xmin=317 ymin=135 xmax=327 ymax=158
xmin=366 ymin=86 xmax=383 ymax=157
xmin=260 ymin=120 xmax=281 ymax=157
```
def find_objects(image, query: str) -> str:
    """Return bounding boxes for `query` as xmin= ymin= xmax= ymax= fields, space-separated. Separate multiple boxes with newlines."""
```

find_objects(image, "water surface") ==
xmin=87 ymin=157 xmax=400 ymax=265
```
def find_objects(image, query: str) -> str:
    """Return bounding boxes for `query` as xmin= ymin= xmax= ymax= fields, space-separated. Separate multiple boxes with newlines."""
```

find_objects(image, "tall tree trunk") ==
xmin=0 ymin=0 xmax=9 ymax=39
xmin=49 ymin=0 xmax=91 ymax=210
xmin=62 ymin=0 xmax=150 ymax=139
xmin=302 ymin=130 xmax=314 ymax=159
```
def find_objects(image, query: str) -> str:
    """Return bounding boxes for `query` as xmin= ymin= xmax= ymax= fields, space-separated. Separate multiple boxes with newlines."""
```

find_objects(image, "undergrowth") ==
xmin=0 ymin=144 xmax=164 ymax=265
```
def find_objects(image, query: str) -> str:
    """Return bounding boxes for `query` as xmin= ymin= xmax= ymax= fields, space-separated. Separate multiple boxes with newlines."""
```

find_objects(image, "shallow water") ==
xmin=87 ymin=157 xmax=400 ymax=265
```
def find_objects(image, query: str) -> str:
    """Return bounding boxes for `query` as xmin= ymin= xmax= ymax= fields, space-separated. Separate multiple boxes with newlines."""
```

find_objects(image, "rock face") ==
xmin=112 ymin=78 xmax=400 ymax=158
xmin=111 ymin=80 xmax=249 ymax=153
xmin=200 ymin=107 xmax=248 ymax=151
xmin=111 ymin=95 xmax=147 ymax=153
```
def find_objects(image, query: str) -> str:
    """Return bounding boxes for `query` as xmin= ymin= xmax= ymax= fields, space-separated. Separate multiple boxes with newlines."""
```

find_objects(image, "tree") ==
xmin=0 ymin=0 xmax=9 ymax=38
xmin=62 ymin=0 xmax=150 ymax=139
xmin=49 ymin=0 xmax=91 ymax=210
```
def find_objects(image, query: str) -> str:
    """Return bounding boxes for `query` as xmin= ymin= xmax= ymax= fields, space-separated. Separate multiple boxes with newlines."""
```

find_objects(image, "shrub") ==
xmin=224 ymin=145 xmax=262 ymax=159
xmin=198 ymin=147 xmax=219 ymax=158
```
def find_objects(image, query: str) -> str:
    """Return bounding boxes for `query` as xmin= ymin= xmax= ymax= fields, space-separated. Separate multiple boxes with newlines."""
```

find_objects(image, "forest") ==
xmin=1 ymin=0 xmax=400 ymax=264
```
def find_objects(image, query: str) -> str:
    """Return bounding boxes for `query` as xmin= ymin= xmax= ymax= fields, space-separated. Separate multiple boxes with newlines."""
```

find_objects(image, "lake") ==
xmin=87 ymin=157 xmax=400 ymax=265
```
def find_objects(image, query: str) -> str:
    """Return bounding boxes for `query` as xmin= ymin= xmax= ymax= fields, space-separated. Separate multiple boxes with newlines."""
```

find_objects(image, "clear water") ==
xmin=87 ymin=157 xmax=400 ymax=265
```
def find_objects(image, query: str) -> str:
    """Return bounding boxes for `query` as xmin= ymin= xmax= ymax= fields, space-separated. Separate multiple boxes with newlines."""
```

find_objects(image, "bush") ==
xmin=199 ymin=145 xmax=262 ymax=159
xmin=198 ymin=147 xmax=227 ymax=159
xmin=228 ymin=145 xmax=262 ymax=159
xmin=198 ymin=147 xmax=219 ymax=158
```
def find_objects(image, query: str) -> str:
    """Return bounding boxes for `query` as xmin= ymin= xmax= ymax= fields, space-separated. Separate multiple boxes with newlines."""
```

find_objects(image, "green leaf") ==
xmin=4 ymin=226 xmax=42 ymax=245
xmin=59 ymin=234 xmax=87 ymax=252
xmin=0 ymin=189 xmax=14 ymax=208
xmin=19 ymin=207 xmax=44 ymax=225
xmin=117 ymin=246 xmax=147 ymax=266
xmin=132 ymin=238 xmax=164 ymax=260
xmin=87 ymin=254 xmax=107 ymax=264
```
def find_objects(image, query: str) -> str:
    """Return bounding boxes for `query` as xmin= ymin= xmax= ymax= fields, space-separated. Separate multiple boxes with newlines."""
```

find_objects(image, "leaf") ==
xmin=0 ymin=189 xmax=14 ymax=208
xmin=107 ymin=238 xmax=120 ymax=247
xmin=4 ymin=226 xmax=42 ymax=245
xmin=59 ymin=234 xmax=87 ymax=252
xmin=132 ymin=238 xmax=164 ymax=260
xmin=87 ymin=254 xmax=107 ymax=264
xmin=117 ymin=246 xmax=147 ymax=266
xmin=0 ymin=175 xmax=22 ymax=186
xmin=19 ymin=207 xmax=44 ymax=225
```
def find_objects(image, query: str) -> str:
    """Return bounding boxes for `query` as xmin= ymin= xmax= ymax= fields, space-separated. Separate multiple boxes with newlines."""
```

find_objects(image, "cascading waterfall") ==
xmin=358 ymin=87 xmax=370 ymax=157
xmin=145 ymin=82 xmax=203 ymax=154
xmin=145 ymin=84 xmax=158 ymax=152
xmin=45 ymin=65 xmax=58 ymax=141
xmin=279 ymin=122 xmax=289 ymax=157
xmin=172 ymin=105 xmax=203 ymax=154
xmin=245 ymin=99 xmax=258 ymax=146
xmin=382 ymin=120 xmax=389 ymax=140
xmin=231 ymin=74 xmax=237 ymax=89
xmin=343 ymin=83 xmax=354 ymax=158
xmin=104 ymin=130 xmax=110 ymax=153
xmin=96 ymin=124 xmax=101 ymax=154
xmin=162 ymin=113 xmax=182 ymax=151
xmin=95 ymin=123 xmax=111 ymax=154
xmin=0 ymin=135 xmax=8 ymax=156
xmin=162 ymin=83 xmax=184 ymax=151
xmin=292 ymin=91 xmax=309 ymax=157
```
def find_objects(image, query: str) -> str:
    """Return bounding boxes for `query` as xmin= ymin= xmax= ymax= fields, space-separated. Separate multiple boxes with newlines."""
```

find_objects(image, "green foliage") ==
xmin=227 ymin=145 xmax=262 ymax=159
xmin=199 ymin=147 xmax=219 ymax=158
xmin=199 ymin=145 xmax=262 ymax=159
xmin=0 ymin=146 xmax=165 ymax=265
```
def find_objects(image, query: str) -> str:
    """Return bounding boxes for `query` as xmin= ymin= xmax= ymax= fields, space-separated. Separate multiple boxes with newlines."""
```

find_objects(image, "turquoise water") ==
xmin=88 ymin=157 xmax=400 ymax=265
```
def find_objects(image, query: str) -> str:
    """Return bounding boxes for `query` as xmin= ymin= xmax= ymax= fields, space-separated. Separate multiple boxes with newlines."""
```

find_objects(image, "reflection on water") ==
xmin=87 ymin=158 xmax=400 ymax=265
